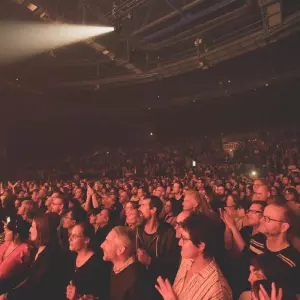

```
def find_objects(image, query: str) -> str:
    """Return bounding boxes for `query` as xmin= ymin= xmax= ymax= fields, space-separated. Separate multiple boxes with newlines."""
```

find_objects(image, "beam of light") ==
xmin=0 ymin=21 xmax=114 ymax=65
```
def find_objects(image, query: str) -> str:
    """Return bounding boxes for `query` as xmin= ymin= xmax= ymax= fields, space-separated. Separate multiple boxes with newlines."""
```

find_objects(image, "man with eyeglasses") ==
xmin=247 ymin=204 xmax=300 ymax=296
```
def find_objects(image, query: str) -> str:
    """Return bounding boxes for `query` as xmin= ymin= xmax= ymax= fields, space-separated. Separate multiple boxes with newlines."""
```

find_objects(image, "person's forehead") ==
xmin=177 ymin=213 xmax=188 ymax=222
xmin=251 ymin=204 xmax=262 ymax=210
xmin=107 ymin=230 xmax=117 ymax=241
xmin=53 ymin=198 xmax=62 ymax=204
xmin=265 ymin=205 xmax=283 ymax=218
xmin=72 ymin=225 xmax=83 ymax=235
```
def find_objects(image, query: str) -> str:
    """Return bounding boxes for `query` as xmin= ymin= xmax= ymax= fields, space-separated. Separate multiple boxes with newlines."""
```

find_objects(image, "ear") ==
xmin=151 ymin=207 xmax=157 ymax=215
xmin=198 ymin=242 xmax=206 ymax=253
xmin=281 ymin=222 xmax=290 ymax=233
xmin=117 ymin=246 xmax=125 ymax=256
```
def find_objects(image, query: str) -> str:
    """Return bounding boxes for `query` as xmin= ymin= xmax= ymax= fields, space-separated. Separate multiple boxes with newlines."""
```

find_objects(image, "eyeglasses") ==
xmin=175 ymin=221 xmax=183 ymax=227
xmin=248 ymin=209 xmax=263 ymax=215
xmin=180 ymin=236 xmax=191 ymax=244
xmin=262 ymin=216 xmax=285 ymax=223
xmin=69 ymin=234 xmax=85 ymax=240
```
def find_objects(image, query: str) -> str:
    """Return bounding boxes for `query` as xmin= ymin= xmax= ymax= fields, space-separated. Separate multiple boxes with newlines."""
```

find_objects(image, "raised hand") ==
xmin=66 ymin=280 xmax=78 ymax=300
xmin=155 ymin=276 xmax=178 ymax=300
xmin=258 ymin=282 xmax=283 ymax=300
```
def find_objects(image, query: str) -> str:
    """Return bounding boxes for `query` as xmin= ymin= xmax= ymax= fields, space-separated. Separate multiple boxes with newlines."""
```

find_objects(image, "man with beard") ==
xmin=137 ymin=196 xmax=180 ymax=298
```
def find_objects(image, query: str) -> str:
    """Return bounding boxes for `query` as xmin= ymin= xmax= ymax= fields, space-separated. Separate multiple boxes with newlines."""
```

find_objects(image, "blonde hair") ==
xmin=185 ymin=190 xmax=211 ymax=214
xmin=113 ymin=226 xmax=136 ymax=256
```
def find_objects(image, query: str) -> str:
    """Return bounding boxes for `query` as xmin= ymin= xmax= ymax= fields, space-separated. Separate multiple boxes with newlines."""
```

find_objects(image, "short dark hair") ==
xmin=70 ymin=206 xmax=88 ymax=224
xmin=76 ymin=222 xmax=95 ymax=249
xmin=182 ymin=213 xmax=218 ymax=259
xmin=148 ymin=195 xmax=163 ymax=217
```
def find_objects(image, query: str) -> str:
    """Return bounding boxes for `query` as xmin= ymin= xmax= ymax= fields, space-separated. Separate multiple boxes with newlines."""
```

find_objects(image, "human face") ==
xmin=63 ymin=211 xmax=75 ymax=229
xmin=31 ymin=191 xmax=39 ymax=202
xmin=284 ymin=190 xmax=296 ymax=202
xmin=178 ymin=229 xmax=200 ymax=260
xmin=137 ymin=188 xmax=144 ymax=199
xmin=45 ymin=197 xmax=52 ymax=210
xmin=89 ymin=214 xmax=97 ymax=225
xmin=126 ymin=210 xmax=139 ymax=227
xmin=101 ymin=230 xmax=119 ymax=262
xmin=119 ymin=192 xmax=129 ymax=205
xmin=51 ymin=198 xmax=63 ymax=214
xmin=30 ymin=220 xmax=38 ymax=241
xmin=253 ymin=186 xmax=269 ymax=202
xmin=259 ymin=205 xmax=287 ymax=237
xmin=74 ymin=189 xmax=83 ymax=199
xmin=164 ymin=201 xmax=172 ymax=214
xmin=217 ymin=186 xmax=225 ymax=196
xmin=271 ymin=187 xmax=277 ymax=196
xmin=247 ymin=204 xmax=263 ymax=226
xmin=173 ymin=183 xmax=181 ymax=194
xmin=253 ymin=180 xmax=263 ymax=194
xmin=155 ymin=187 xmax=164 ymax=198
xmin=175 ymin=212 xmax=189 ymax=239
xmin=96 ymin=209 xmax=109 ymax=226
xmin=138 ymin=199 xmax=152 ymax=220
xmin=248 ymin=265 xmax=265 ymax=287
xmin=69 ymin=225 xmax=87 ymax=252
xmin=225 ymin=196 xmax=237 ymax=218
xmin=4 ymin=228 xmax=14 ymax=242
xmin=14 ymin=199 xmax=21 ymax=209
xmin=132 ymin=186 xmax=138 ymax=196
xmin=296 ymin=185 xmax=300 ymax=196
xmin=182 ymin=194 xmax=197 ymax=212
xmin=125 ymin=202 xmax=134 ymax=216
xmin=282 ymin=177 xmax=289 ymax=186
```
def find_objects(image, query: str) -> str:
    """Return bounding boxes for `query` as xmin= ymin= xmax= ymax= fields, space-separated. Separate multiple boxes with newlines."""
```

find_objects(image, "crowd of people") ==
xmin=0 ymin=158 xmax=299 ymax=300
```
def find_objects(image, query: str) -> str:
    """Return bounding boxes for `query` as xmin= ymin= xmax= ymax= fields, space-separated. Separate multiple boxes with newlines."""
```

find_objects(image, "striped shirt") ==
xmin=173 ymin=258 xmax=232 ymax=300
xmin=249 ymin=233 xmax=300 ymax=268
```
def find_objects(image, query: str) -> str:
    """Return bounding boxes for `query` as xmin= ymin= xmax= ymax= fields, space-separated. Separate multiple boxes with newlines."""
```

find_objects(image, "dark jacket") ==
xmin=136 ymin=221 xmax=180 ymax=285
xmin=7 ymin=244 xmax=70 ymax=300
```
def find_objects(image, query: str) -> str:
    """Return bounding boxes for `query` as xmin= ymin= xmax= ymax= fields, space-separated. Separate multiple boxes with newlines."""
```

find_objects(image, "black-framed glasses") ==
xmin=248 ymin=209 xmax=263 ymax=215
xmin=69 ymin=234 xmax=85 ymax=240
xmin=262 ymin=216 xmax=285 ymax=223
xmin=175 ymin=221 xmax=184 ymax=227
xmin=180 ymin=236 xmax=191 ymax=244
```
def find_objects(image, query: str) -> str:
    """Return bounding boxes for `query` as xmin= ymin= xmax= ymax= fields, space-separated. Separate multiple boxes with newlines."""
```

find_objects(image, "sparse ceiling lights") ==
xmin=27 ymin=3 xmax=38 ymax=11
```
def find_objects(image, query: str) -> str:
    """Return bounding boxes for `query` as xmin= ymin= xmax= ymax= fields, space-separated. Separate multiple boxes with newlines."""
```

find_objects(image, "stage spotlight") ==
xmin=0 ymin=22 xmax=114 ymax=64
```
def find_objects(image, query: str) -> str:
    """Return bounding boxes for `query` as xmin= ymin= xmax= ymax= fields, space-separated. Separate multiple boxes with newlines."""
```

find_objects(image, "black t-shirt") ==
xmin=110 ymin=261 xmax=153 ymax=300
xmin=71 ymin=253 xmax=110 ymax=300
xmin=246 ymin=233 xmax=300 ymax=293
xmin=240 ymin=225 xmax=254 ymax=247
xmin=141 ymin=231 xmax=157 ymax=257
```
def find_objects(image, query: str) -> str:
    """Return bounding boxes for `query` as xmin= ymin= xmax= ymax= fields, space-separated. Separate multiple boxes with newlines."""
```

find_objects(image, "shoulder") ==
xmin=277 ymin=246 xmax=300 ymax=268
xmin=249 ymin=232 xmax=266 ymax=255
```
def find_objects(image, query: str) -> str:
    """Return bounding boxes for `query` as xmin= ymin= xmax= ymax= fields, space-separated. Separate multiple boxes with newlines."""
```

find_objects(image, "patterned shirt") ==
xmin=173 ymin=258 xmax=232 ymax=300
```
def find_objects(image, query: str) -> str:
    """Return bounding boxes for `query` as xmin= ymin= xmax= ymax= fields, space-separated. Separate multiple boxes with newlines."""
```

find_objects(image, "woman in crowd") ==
xmin=0 ymin=215 xmax=33 ymax=296
xmin=17 ymin=200 xmax=33 ymax=225
xmin=163 ymin=199 xmax=181 ymax=227
xmin=239 ymin=253 xmax=297 ymax=300
xmin=225 ymin=195 xmax=248 ymax=230
xmin=155 ymin=213 xmax=232 ymax=300
xmin=66 ymin=222 xmax=110 ymax=300
xmin=7 ymin=213 xmax=69 ymax=300
xmin=60 ymin=207 xmax=87 ymax=251
xmin=126 ymin=207 xmax=143 ymax=230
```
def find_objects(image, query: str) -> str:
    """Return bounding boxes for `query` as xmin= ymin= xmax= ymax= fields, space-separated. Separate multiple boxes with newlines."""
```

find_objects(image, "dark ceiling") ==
xmin=1 ymin=0 xmax=300 ymax=94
